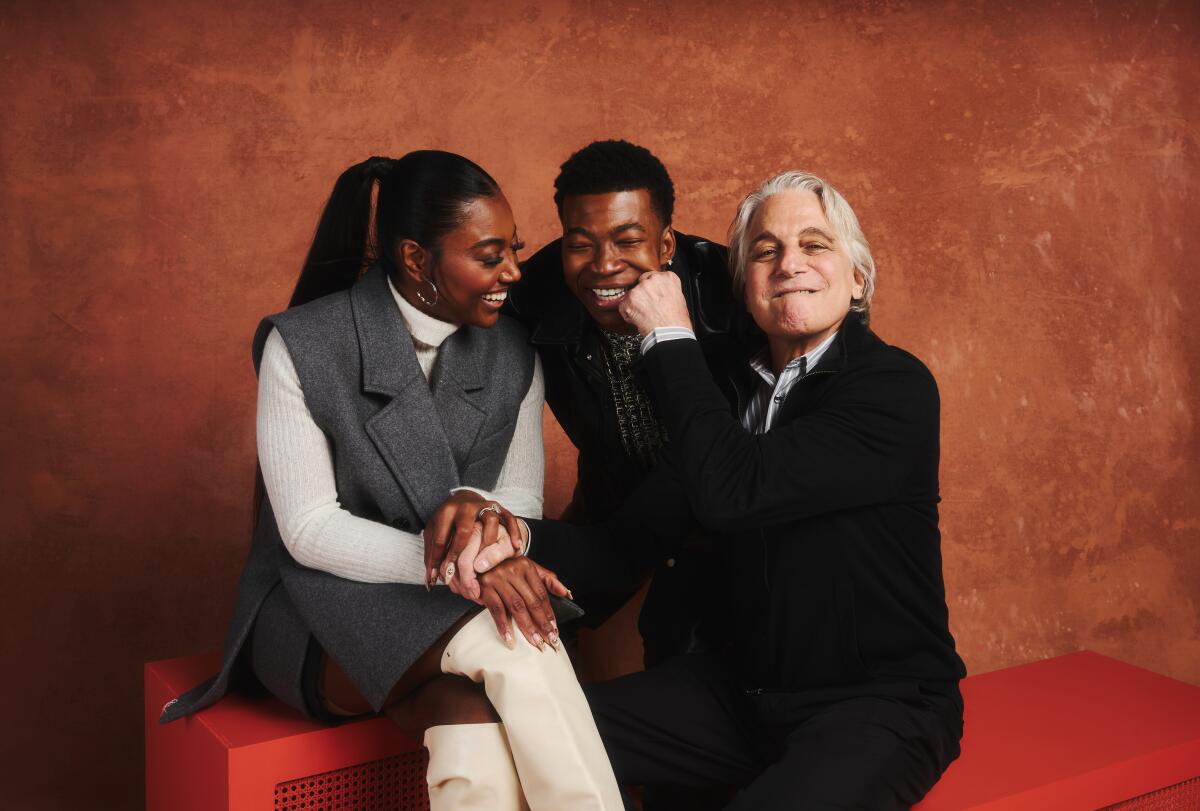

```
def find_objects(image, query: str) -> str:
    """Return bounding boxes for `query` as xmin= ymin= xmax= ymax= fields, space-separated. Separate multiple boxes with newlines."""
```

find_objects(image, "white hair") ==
xmin=727 ymin=171 xmax=876 ymax=317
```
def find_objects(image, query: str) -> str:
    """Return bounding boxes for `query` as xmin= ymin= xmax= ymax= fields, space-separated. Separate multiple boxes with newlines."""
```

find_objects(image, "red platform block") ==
xmin=145 ymin=653 xmax=430 ymax=811
xmin=148 ymin=650 xmax=1200 ymax=810
xmin=915 ymin=651 xmax=1200 ymax=810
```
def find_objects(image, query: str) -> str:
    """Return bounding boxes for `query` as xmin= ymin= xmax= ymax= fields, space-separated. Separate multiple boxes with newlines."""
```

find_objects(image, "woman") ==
xmin=161 ymin=151 xmax=624 ymax=811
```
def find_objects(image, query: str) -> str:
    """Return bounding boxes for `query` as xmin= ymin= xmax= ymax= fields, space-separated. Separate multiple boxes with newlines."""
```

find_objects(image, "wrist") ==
xmin=517 ymin=518 xmax=531 ymax=556
xmin=640 ymin=325 xmax=697 ymax=356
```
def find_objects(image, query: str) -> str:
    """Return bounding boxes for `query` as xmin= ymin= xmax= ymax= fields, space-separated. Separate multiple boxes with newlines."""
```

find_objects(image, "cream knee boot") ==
xmin=424 ymin=722 xmax=528 ymax=811
xmin=440 ymin=611 xmax=624 ymax=811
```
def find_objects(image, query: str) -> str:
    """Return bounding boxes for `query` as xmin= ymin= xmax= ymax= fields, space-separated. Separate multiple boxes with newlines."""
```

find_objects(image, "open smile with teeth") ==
xmin=482 ymin=290 xmax=508 ymax=303
xmin=775 ymin=289 xmax=821 ymax=298
xmin=591 ymin=287 xmax=629 ymax=301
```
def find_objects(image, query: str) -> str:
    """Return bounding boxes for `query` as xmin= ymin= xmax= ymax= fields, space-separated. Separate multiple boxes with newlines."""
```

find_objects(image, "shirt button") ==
xmin=665 ymin=558 xmax=676 ymax=568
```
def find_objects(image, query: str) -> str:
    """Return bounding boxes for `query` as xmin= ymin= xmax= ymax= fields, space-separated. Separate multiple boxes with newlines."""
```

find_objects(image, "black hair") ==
xmin=289 ymin=150 xmax=500 ymax=308
xmin=552 ymin=139 xmax=675 ymax=227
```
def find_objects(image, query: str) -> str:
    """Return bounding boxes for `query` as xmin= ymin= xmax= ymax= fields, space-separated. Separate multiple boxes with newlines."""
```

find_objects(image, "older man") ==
xmin=526 ymin=171 xmax=966 ymax=809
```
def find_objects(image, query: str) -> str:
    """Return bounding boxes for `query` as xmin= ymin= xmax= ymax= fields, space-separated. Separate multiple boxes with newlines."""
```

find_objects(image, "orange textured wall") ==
xmin=2 ymin=1 xmax=1197 ymax=807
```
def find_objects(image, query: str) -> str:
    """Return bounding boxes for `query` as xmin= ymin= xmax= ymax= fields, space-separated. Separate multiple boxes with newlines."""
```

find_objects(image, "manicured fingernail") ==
xmin=550 ymin=619 xmax=559 ymax=631
xmin=445 ymin=563 xmax=456 ymax=580
xmin=429 ymin=568 xmax=438 ymax=585
xmin=566 ymin=589 xmax=574 ymax=600
xmin=548 ymin=631 xmax=560 ymax=648
xmin=504 ymin=632 xmax=514 ymax=649
xmin=532 ymin=632 xmax=545 ymax=650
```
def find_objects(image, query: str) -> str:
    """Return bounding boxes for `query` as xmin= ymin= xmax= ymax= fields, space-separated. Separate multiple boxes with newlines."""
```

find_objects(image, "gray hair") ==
xmin=727 ymin=171 xmax=876 ymax=317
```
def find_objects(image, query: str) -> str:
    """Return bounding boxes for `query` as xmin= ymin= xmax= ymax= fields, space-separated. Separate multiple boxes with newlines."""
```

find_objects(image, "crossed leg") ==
xmin=320 ymin=609 xmax=624 ymax=810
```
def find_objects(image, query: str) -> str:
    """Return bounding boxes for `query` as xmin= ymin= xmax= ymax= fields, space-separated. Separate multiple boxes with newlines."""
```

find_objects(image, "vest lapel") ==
xmin=429 ymin=325 xmax=489 ymax=471
xmin=351 ymin=267 xmax=460 ymax=523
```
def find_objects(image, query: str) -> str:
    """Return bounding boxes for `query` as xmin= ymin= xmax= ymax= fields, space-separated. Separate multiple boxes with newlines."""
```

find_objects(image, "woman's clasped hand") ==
xmin=424 ymin=491 xmax=570 ymax=649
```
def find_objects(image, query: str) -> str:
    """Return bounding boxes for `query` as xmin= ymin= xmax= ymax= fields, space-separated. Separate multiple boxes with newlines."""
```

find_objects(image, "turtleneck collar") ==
xmin=388 ymin=274 xmax=461 ymax=349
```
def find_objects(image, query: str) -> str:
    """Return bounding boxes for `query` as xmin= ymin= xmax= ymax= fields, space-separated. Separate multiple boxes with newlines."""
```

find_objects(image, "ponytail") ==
xmin=288 ymin=156 xmax=394 ymax=308
xmin=286 ymin=151 xmax=499 ymax=310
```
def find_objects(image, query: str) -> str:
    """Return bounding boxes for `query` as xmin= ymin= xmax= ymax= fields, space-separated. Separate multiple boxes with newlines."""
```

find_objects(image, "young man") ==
xmin=508 ymin=140 xmax=730 ymax=522
xmin=504 ymin=140 xmax=735 ymax=663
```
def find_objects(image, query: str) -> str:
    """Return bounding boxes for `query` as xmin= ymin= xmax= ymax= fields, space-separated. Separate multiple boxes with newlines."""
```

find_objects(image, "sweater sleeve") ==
xmin=257 ymin=328 xmax=431 ymax=585
xmin=452 ymin=354 xmax=546 ymax=520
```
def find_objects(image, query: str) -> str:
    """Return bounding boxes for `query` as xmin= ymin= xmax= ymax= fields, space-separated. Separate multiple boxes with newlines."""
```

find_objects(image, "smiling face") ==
xmin=560 ymin=189 xmax=676 ymax=334
xmin=396 ymin=193 xmax=523 ymax=329
xmin=743 ymin=189 xmax=864 ymax=371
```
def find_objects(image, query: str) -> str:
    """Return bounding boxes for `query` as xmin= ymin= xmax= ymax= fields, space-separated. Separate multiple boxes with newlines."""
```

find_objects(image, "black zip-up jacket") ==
xmin=506 ymin=233 xmax=736 ymax=658
xmin=529 ymin=315 xmax=966 ymax=697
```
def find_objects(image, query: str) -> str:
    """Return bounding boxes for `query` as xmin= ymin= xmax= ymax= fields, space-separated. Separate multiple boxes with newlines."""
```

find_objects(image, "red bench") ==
xmin=915 ymin=651 xmax=1200 ymax=809
xmin=146 ymin=650 xmax=1200 ymax=810
xmin=144 ymin=653 xmax=429 ymax=811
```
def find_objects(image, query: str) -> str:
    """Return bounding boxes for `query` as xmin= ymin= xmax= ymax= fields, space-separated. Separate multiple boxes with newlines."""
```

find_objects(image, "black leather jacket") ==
xmin=507 ymin=232 xmax=736 ymax=660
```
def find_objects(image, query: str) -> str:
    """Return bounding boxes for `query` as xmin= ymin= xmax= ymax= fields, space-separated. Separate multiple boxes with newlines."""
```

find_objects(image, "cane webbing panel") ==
xmin=1101 ymin=775 xmax=1200 ymax=811
xmin=274 ymin=750 xmax=430 ymax=810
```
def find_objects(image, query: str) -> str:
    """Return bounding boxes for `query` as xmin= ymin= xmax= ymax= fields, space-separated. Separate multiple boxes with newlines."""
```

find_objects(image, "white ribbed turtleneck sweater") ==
xmin=256 ymin=279 xmax=544 ymax=585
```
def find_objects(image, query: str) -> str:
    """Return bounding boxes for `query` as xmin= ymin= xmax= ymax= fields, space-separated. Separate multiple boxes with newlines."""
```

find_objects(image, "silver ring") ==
xmin=477 ymin=504 xmax=502 ymax=520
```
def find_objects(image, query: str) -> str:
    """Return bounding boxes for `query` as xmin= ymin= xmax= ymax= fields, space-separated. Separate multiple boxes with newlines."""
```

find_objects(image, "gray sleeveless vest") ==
xmin=161 ymin=266 xmax=534 ymax=722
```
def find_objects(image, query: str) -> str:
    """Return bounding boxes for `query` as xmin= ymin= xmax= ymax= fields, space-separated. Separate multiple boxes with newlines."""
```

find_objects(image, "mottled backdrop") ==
xmin=2 ymin=0 xmax=1197 ymax=807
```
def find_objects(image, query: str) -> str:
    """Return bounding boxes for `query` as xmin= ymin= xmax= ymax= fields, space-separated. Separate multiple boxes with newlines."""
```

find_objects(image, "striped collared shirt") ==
xmin=743 ymin=331 xmax=836 ymax=433
xmin=640 ymin=327 xmax=837 ymax=434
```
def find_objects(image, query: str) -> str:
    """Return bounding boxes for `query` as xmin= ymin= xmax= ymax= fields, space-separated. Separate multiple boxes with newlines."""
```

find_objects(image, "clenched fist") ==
xmin=618 ymin=269 xmax=693 ymax=337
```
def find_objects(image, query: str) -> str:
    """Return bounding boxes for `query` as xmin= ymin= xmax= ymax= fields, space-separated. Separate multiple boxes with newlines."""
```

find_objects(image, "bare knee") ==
xmin=383 ymin=675 xmax=497 ymax=739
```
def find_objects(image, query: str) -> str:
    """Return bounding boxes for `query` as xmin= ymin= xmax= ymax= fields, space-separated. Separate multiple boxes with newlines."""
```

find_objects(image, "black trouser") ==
xmin=584 ymin=654 xmax=963 ymax=811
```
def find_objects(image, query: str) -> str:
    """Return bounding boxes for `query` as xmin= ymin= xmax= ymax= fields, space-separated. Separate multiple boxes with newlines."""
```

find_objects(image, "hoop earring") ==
xmin=416 ymin=276 xmax=439 ymax=307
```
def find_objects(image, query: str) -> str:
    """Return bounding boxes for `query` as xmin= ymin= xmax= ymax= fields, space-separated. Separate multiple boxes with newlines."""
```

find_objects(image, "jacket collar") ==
xmin=531 ymin=288 xmax=589 ymax=346
xmin=816 ymin=313 xmax=875 ymax=373
xmin=726 ymin=312 xmax=874 ymax=410
xmin=352 ymin=264 xmax=425 ymax=396
xmin=735 ymin=311 xmax=873 ymax=375
xmin=352 ymin=265 xmax=484 ymax=395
